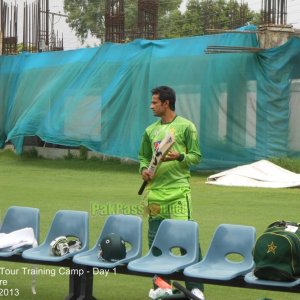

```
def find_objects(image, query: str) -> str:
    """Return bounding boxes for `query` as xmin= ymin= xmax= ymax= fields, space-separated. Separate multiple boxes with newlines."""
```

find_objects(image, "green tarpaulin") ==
xmin=1 ymin=27 xmax=300 ymax=170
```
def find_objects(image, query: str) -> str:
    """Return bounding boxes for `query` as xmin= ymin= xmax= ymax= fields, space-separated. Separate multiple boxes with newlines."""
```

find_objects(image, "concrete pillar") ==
xmin=258 ymin=24 xmax=295 ymax=48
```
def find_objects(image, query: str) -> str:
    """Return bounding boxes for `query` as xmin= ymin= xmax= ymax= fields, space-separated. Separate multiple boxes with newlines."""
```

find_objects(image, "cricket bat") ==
xmin=138 ymin=132 xmax=175 ymax=195
xmin=173 ymin=281 xmax=201 ymax=300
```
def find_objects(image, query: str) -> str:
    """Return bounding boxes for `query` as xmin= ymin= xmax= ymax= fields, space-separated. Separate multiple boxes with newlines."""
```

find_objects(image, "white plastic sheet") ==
xmin=206 ymin=160 xmax=300 ymax=188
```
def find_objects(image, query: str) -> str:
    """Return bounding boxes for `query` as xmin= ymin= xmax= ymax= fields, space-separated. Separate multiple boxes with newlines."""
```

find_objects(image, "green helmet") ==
xmin=98 ymin=233 xmax=126 ymax=262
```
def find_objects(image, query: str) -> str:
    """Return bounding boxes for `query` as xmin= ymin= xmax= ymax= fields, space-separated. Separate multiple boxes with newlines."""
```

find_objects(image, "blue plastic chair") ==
xmin=22 ymin=210 xmax=88 ymax=262
xmin=73 ymin=214 xmax=142 ymax=268
xmin=0 ymin=206 xmax=40 ymax=257
xmin=184 ymin=224 xmax=256 ymax=280
xmin=127 ymin=219 xmax=199 ymax=275
xmin=244 ymin=271 xmax=300 ymax=288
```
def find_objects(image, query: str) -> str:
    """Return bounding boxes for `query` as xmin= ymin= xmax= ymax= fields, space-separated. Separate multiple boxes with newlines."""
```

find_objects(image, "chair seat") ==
xmin=0 ymin=206 xmax=40 ymax=258
xmin=184 ymin=260 xmax=254 ymax=280
xmin=244 ymin=272 xmax=300 ymax=287
xmin=129 ymin=254 xmax=195 ymax=275
xmin=73 ymin=214 xmax=142 ymax=268
xmin=0 ymin=246 xmax=33 ymax=258
xmin=184 ymin=224 xmax=256 ymax=281
xmin=73 ymin=246 xmax=138 ymax=268
xmin=128 ymin=219 xmax=199 ymax=275
xmin=22 ymin=210 xmax=88 ymax=262
xmin=22 ymin=244 xmax=82 ymax=262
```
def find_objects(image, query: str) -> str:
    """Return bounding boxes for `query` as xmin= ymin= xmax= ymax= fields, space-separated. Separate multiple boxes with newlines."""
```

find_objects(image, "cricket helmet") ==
xmin=98 ymin=233 xmax=126 ymax=262
xmin=50 ymin=235 xmax=82 ymax=256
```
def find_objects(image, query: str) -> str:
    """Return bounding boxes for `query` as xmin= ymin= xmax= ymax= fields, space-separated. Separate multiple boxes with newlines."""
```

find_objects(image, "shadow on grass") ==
xmin=0 ymin=149 xmax=138 ymax=173
xmin=0 ymin=148 xmax=212 ymax=179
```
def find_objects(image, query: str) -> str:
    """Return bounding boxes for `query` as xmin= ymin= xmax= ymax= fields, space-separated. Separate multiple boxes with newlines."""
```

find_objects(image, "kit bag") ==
xmin=253 ymin=221 xmax=300 ymax=281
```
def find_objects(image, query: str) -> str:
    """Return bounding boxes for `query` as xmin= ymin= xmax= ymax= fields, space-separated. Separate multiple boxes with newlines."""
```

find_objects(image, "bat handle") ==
xmin=138 ymin=181 xmax=148 ymax=195
xmin=173 ymin=281 xmax=201 ymax=300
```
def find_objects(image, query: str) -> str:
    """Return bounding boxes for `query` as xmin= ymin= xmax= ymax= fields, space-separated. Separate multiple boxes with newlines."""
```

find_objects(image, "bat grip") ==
xmin=138 ymin=180 xmax=148 ymax=195
xmin=172 ymin=281 xmax=201 ymax=300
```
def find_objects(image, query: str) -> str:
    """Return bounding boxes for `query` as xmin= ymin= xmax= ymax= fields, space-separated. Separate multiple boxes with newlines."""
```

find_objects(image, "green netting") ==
xmin=1 ymin=27 xmax=300 ymax=170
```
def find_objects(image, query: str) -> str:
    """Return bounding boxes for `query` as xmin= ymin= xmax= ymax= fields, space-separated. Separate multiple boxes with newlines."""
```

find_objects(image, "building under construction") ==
xmin=0 ymin=0 xmax=293 ymax=54
xmin=1 ymin=0 xmax=160 ymax=53
xmin=0 ymin=0 xmax=63 ymax=55
xmin=104 ymin=0 xmax=159 ymax=43
xmin=0 ymin=0 xmax=17 ymax=55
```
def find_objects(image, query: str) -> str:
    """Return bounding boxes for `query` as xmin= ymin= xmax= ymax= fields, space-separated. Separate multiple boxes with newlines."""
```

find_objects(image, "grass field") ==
xmin=0 ymin=149 xmax=300 ymax=300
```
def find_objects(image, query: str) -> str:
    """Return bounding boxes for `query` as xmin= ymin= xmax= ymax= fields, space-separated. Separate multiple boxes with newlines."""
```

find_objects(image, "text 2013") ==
xmin=0 ymin=289 xmax=20 ymax=297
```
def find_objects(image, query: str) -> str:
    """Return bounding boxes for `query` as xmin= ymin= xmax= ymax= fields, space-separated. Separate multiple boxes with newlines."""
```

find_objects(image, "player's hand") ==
xmin=163 ymin=150 xmax=180 ymax=161
xmin=141 ymin=169 xmax=152 ymax=181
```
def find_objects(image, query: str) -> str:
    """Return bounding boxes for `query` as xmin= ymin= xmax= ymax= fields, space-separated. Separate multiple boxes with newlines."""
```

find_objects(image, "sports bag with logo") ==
xmin=253 ymin=221 xmax=300 ymax=281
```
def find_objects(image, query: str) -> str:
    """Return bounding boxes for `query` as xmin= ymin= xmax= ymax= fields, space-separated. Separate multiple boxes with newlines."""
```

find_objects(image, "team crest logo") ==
xmin=267 ymin=241 xmax=277 ymax=255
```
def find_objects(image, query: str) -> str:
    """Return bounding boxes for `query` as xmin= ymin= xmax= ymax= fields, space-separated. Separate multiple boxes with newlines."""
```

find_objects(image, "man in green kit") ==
xmin=139 ymin=86 xmax=205 ymax=299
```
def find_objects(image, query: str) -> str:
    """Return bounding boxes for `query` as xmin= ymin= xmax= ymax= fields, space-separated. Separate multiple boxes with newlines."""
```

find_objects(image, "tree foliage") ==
xmin=64 ymin=0 xmax=105 ymax=41
xmin=63 ymin=0 xmax=259 ymax=43
xmin=160 ymin=0 xmax=259 ymax=38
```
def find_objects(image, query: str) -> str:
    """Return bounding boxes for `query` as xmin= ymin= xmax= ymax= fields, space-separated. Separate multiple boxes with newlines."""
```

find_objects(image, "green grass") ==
xmin=0 ymin=149 xmax=300 ymax=300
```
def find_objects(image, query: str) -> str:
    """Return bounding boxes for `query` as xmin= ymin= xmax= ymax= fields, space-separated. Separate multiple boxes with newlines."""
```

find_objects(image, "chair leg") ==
xmin=65 ymin=266 xmax=82 ymax=300
xmin=76 ymin=266 xmax=97 ymax=300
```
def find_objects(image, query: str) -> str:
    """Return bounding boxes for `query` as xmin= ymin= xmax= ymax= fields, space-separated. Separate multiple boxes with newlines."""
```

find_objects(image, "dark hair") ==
xmin=151 ymin=86 xmax=176 ymax=111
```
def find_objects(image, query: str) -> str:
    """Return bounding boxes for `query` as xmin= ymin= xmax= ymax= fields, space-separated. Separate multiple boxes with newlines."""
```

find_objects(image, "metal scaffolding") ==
xmin=105 ymin=0 xmax=125 ymax=43
xmin=261 ymin=0 xmax=287 ymax=25
xmin=104 ymin=0 xmax=159 ymax=43
xmin=23 ymin=0 xmax=64 ymax=52
xmin=0 ymin=0 xmax=17 ymax=55
xmin=138 ymin=0 xmax=158 ymax=40
xmin=0 ymin=0 xmax=63 ymax=55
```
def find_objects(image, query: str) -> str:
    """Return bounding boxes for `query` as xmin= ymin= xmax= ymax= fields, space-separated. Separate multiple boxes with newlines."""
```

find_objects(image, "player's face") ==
xmin=150 ymin=94 xmax=168 ymax=117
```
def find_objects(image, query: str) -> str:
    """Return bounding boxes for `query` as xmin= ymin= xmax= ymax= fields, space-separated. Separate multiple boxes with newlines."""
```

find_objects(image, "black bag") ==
xmin=253 ymin=221 xmax=300 ymax=281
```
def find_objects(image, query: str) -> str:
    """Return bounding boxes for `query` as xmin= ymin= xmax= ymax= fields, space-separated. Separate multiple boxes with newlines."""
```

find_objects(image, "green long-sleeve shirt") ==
xmin=138 ymin=116 xmax=201 ymax=190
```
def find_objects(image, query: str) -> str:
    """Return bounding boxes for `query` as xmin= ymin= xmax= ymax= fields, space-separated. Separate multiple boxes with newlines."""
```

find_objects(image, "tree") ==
xmin=64 ymin=0 xmax=105 ymax=42
xmin=160 ymin=0 xmax=259 ymax=38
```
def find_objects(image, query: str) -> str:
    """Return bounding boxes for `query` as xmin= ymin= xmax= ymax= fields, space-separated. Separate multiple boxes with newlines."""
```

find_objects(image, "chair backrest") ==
xmin=151 ymin=219 xmax=199 ymax=259
xmin=43 ymin=210 xmax=88 ymax=250
xmin=0 ymin=206 xmax=40 ymax=242
xmin=204 ymin=224 xmax=256 ymax=265
xmin=97 ymin=214 xmax=142 ymax=257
